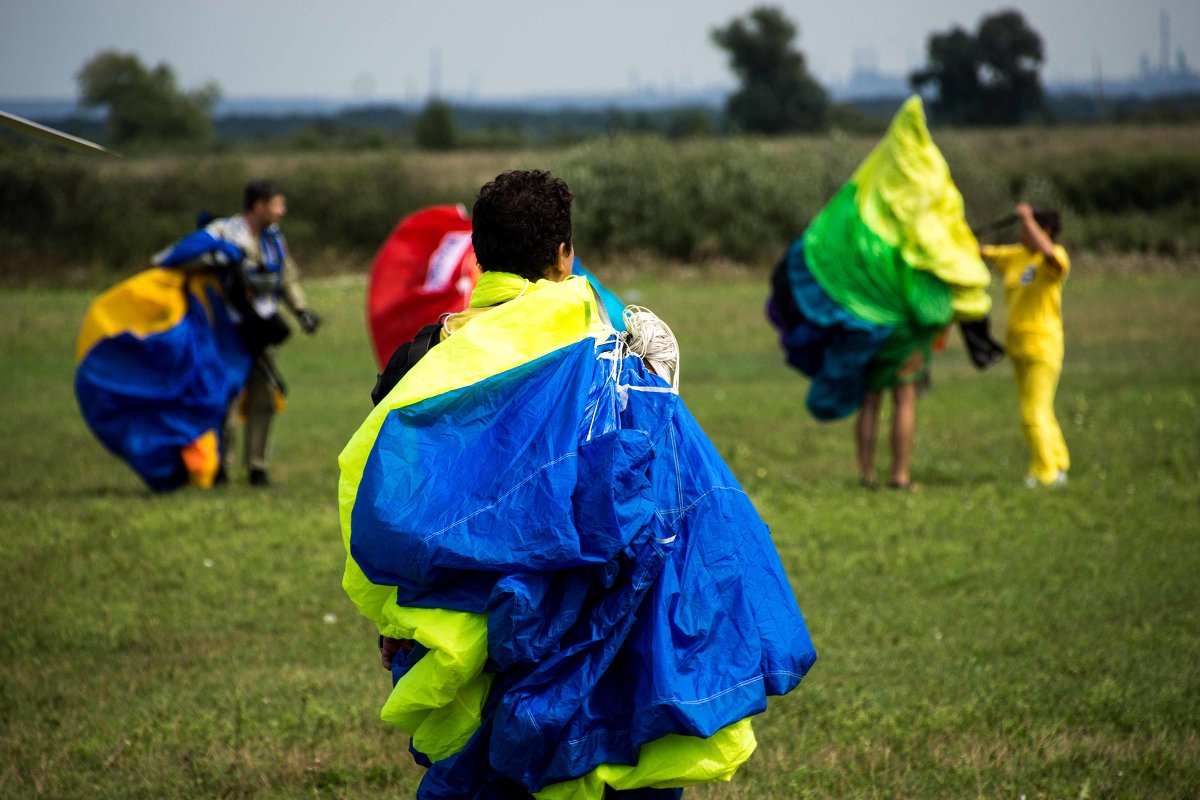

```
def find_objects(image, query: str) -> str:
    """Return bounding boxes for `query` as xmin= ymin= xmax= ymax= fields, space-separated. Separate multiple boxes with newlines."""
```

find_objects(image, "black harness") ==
xmin=371 ymin=322 xmax=445 ymax=407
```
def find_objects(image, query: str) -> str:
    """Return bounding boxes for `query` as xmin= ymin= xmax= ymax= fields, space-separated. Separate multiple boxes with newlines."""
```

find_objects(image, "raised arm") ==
xmin=1016 ymin=203 xmax=1064 ymax=275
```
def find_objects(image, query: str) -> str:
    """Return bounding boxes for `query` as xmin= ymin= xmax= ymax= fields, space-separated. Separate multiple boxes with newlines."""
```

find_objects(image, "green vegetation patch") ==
xmin=3 ymin=124 xmax=1199 ymax=288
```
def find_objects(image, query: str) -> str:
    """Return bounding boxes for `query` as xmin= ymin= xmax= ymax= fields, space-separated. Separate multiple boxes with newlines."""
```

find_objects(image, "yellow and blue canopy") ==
xmin=340 ymin=273 xmax=816 ymax=798
xmin=75 ymin=268 xmax=250 ymax=490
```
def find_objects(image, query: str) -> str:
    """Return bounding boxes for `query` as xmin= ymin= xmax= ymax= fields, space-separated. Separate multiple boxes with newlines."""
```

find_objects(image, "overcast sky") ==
xmin=2 ymin=1 xmax=1197 ymax=101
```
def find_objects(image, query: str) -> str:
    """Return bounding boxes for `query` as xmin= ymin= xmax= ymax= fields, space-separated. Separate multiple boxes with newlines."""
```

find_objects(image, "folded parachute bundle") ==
xmin=75 ymin=268 xmax=251 ymax=490
xmin=366 ymin=205 xmax=625 ymax=370
xmin=767 ymin=95 xmax=992 ymax=420
xmin=340 ymin=273 xmax=816 ymax=799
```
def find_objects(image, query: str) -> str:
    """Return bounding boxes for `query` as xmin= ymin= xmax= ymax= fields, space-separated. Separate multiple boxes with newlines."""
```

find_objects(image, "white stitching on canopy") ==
xmin=420 ymin=451 xmax=578 ymax=542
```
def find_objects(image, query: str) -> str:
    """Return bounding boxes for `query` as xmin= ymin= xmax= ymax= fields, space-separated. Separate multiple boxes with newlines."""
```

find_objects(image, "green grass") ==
xmin=1 ymin=264 xmax=1198 ymax=799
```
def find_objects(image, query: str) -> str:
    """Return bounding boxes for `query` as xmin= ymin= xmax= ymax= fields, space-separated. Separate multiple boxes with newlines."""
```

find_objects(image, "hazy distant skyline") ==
xmin=2 ymin=1 xmax=1197 ymax=102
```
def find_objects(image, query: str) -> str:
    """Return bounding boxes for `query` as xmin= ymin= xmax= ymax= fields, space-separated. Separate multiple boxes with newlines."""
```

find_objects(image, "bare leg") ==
xmin=857 ymin=391 xmax=882 ymax=486
xmin=890 ymin=382 xmax=917 ymax=487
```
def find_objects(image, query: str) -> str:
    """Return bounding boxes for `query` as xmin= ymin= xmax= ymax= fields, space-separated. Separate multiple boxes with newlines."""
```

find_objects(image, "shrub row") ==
xmin=2 ymin=136 xmax=1196 ymax=284
xmin=0 ymin=151 xmax=461 ymax=280
xmin=1050 ymin=154 xmax=1200 ymax=214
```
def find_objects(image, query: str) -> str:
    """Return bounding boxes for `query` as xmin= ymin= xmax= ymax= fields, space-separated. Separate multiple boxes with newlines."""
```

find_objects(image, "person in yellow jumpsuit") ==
xmin=981 ymin=203 xmax=1070 ymax=487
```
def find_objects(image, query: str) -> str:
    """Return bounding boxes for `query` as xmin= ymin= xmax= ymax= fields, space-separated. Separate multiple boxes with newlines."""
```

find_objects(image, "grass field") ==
xmin=1 ymin=261 xmax=1198 ymax=799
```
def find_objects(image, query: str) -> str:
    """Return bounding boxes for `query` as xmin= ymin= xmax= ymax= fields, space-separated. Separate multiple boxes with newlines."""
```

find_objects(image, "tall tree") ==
xmin=975 ymin=10 xmax=1045 ymax=123
xmin=911 ymin=9 xmax=1045 ymax=125
xmin=711 ymin=5 xmax=829 ymax=134
xmin=77 ymin=51 xmax=219 ymax=146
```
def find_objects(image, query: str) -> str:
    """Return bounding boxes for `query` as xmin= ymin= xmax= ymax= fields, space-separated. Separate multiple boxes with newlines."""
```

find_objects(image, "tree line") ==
xmin=69 ymin=5 xmax=1050 ymax=149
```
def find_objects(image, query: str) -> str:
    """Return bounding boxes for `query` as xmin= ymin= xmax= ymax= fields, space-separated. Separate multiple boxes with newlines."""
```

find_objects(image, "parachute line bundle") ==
xmin=622 ymin=305 xmax=680 ymax=391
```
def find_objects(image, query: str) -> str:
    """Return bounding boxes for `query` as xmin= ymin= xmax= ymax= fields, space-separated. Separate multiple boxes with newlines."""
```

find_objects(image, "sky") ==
xmin=1 ymin=0 xmax=1198 ymax=102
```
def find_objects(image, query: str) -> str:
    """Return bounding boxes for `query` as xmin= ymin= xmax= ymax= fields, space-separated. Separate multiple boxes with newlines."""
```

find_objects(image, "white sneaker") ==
xmin=1024 ymin=475 xmax=1039 ymax=489
xmin=1051 ymin=470 xmax=1069 ymax=487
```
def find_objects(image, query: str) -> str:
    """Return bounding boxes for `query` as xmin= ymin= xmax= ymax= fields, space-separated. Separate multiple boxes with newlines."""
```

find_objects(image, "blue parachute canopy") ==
xmin=340 ymin=275 xmax=815 ymax=798
xmin=75 ymin=269 xmax=250 ymax=491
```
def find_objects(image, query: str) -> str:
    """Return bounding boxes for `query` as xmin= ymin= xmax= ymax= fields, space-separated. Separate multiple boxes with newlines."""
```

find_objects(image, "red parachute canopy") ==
xmin=366 ymin=205 xmax=480 ymax=369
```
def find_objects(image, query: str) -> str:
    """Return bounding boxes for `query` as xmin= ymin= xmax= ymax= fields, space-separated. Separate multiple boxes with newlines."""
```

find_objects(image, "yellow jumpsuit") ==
xmin=982 ymin=243 xmax=1071 ymax=485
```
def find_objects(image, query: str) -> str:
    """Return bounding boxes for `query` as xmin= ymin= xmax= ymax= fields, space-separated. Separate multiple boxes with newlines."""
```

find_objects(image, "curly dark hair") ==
xmin=471 ymin=170 xmax=573 ymax=281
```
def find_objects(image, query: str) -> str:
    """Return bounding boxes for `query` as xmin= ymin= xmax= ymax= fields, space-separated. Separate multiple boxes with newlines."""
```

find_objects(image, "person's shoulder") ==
xmin=1052 ymin=244 xmax=1070 ymax=271
xmin=982 ymin=243 xmax=1026 ymax=270
xmin=1036 ymin=243 xmax=1070 ymax=280
xmin=371 ymin=322 xmax=445 ymax=406
xmin=209 ymin=214 xmax=245 ymax=238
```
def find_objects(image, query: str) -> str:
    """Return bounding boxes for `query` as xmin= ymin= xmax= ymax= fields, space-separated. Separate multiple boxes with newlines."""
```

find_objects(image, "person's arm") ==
xmin=979 ymin=243 xmax=998 ymax=268
xmin=1016 ymin=203 xmax=1065 ymax=275
xmin=277 ymin=245 xmax=321 ymax=333
xmin=277 ymin=251 xmax=308 ymax=314
xmin=380 ymin=635 xmax=414 ymax=669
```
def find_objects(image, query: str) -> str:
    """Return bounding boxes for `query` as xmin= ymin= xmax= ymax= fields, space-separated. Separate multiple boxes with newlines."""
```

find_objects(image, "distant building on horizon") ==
xmin=833 ymin=50 xmax=910 ymax=101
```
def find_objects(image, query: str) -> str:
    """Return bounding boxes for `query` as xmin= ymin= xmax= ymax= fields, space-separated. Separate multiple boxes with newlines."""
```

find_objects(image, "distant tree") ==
xmin=975 ymin=11 xmax=1046 ymax=122
xmin=710 ymin=5 xmax=829 ymax=134
xmin=911 ymin=9 xmax=1045 ymax=125
xmin=76 ymin=51 xmax=219 ymax=146
xmin=914 ymin=27 xmax=981 ymax=120
xmin=414 ymin=98 xmax=458 ymax=150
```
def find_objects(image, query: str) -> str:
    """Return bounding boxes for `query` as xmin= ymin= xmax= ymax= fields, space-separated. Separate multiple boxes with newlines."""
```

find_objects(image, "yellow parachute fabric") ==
xmin=76 ymin=267 xmax=214 ymax=361
xmin=535 ymin=719 xmax=757 ymax=799
xmin=851 ymin=95 xmax=991 ymax=320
